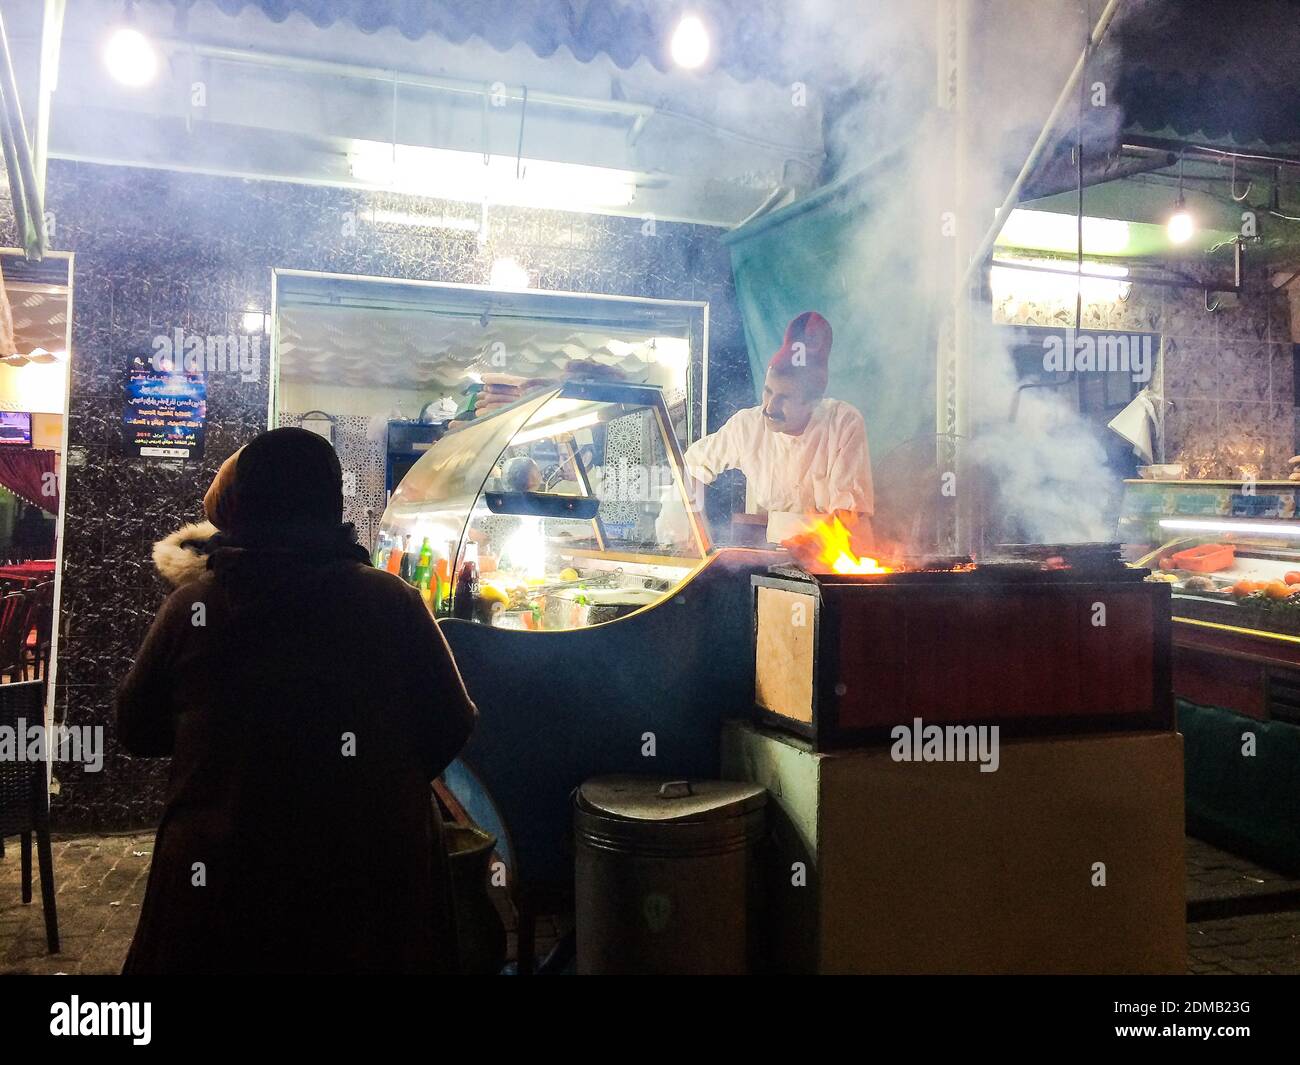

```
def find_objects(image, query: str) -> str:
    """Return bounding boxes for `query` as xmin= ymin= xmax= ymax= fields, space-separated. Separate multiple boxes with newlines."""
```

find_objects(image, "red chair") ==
xmin=0 ymin=591 xmax=26 ymax=683
xmin=21 ymin=582 xmax=53 ymax=681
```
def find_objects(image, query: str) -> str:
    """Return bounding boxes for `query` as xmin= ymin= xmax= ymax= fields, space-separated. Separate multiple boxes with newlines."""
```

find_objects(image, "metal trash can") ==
xmin=574 ymin=774 xmax=767 ymax=974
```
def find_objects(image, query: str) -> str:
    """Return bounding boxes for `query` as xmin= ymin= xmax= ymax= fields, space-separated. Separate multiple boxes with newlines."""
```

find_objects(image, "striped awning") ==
xmin=169 ymin=0 xmax=813 ymax=85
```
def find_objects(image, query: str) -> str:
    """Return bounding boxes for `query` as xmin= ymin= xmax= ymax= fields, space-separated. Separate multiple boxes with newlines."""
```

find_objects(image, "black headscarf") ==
xmin=207 ymin=428 xmax=369 ymax=565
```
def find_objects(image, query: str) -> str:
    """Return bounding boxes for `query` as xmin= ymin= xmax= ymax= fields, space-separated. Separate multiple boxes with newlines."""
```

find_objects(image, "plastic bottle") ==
xmin=413 ymin=537 xmax=432 ymax=582
xmin=386 ymin=534 xmax=406 ymax=575
xmin=413 ymin=538 xmax=433 ymax=601
xmin=372 ymin=533 xmax=390 ymax=570
xmin=431 ymin=569 xmax=444 ymax=615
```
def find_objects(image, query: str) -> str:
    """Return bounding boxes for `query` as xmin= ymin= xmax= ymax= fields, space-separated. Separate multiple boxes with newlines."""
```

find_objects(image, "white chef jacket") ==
xmin=683 ymin=398 xmax=874 ymax=516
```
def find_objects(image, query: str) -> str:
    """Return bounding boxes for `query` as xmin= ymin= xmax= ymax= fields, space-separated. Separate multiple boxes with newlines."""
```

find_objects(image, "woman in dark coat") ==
xmin=117 ymin=428 xmax=476 ymax=974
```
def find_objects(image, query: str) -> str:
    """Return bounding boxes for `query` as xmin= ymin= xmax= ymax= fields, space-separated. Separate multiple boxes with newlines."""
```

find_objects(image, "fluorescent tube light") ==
xmin=349 ymin=141 xmax=637 ymax=211
xmin=997 ymin=209 xmax=1131 ymax=255
xmin=1159 ymin=519 xmax=1300 ymax=537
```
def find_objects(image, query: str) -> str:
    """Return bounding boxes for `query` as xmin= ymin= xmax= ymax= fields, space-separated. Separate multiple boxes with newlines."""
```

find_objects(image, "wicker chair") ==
xmin=0 ymin=679 xmax=59 ymax=952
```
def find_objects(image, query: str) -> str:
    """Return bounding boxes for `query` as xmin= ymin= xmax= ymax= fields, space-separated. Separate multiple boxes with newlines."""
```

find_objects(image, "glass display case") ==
xmin=1120 ymin=480 xmax=1300 ymax=640
xmin=375 ymin=381 xmax=709 ymax=630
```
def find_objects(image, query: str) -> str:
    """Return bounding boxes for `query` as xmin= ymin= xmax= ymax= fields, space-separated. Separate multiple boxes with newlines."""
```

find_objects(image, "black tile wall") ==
xmin=5 ymin=160 xmax=750 ymax=830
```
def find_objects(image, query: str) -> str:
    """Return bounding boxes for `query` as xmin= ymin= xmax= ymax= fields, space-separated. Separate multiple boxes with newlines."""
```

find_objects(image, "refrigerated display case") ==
xmin=1118 ymin=478 xmax=1300 ymax=559
xmin=1123 ymin=480 xmax=1300 ymax=645
xmin=1119 ymin=479 xmax=1300 ymax=875
xmin=376 ymin=380 xmax=709 ymax=630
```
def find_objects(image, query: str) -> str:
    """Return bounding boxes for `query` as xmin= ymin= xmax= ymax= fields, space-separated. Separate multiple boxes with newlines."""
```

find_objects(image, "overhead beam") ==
xmin=954 ymin=0 xmax=1127 ymax=301
xmin=0 ymin=6 xmax=48 ymax=259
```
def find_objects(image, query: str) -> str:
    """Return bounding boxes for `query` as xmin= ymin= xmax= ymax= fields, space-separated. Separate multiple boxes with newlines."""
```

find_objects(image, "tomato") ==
xmin=1285 ymin=571 xmax=1300 ymax=586
xmin=1231 ymin=580 xmax=1265 ymax=597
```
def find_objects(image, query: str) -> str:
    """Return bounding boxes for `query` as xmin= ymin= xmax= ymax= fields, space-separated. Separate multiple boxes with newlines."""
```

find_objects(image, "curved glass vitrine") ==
xmin=376 ymin=381 xmax=709 ymax=630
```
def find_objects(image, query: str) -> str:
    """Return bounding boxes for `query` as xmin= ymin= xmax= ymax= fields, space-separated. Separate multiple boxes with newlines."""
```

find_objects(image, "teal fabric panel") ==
xmin=1178 ymin=698 xmax=1300 ymax=874
xmin=723 ymin=159 xmax=936 ymax=467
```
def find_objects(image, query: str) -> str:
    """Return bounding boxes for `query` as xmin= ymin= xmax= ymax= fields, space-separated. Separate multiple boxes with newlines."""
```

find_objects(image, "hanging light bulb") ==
xmin=489 ymin=258 xmax=530 ymax=290
xmin=1167 ymin=194 xmax=1195 ymax=245
xmin=670 ymin=15 xmax=711 ymax=69
xmin=104 ymin=3 xmax=158 ymax=87
xmin=1167 ymin=153 xmax=1195 ymax=245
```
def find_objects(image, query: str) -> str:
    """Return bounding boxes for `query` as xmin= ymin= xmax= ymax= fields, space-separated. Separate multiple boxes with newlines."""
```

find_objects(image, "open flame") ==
xmin=784 ymin=514 xmax=892 ymax=575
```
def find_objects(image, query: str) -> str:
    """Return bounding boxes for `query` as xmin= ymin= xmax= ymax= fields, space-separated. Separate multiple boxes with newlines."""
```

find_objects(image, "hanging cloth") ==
xmin=0 ymin=446 xmax=58 ymax=512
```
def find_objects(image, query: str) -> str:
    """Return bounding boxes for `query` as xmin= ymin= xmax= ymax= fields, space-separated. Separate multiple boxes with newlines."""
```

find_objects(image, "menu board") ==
xmin=123 ymin=369 xmax=207 ymax=459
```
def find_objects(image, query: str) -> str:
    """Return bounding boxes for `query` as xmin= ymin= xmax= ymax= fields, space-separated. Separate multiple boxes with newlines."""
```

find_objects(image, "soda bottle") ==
xmin=413 ymin=537 xmax=432 ymax=583
xmin=452 ymin=561 xmax=479 ymax=620
xmin=413 ymin=538 xmax=433 ymax=602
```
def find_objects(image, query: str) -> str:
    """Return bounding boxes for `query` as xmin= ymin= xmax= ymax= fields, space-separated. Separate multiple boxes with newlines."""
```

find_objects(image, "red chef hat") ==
xmin=768 ymin=311 xmax=832 ymax=393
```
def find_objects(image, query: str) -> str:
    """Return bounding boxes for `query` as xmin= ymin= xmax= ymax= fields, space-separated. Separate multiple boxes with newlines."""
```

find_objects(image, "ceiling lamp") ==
xmin=990 ymin=257 xmax=1130 ymax=304
xmin=489 ymin=258 xmax=531 ymax=291
xmin=670 ymin=15 xmax=711 ymax=69
xmin=997 ymin=209 xmax=1131 ymax=255
xmin=1167 ymin=154 xmax=1195 ymax=246
xmin=104 ymin=2 xmax=158 ymax=89
xmin=1167 ymin=195 xmax=1195 ymax=245
xmin=348 ymin=142 xmax=636 ymax=212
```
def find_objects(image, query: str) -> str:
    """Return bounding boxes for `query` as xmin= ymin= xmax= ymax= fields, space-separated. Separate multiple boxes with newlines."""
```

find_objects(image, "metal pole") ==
xmin=953 ymin=0 xmax=1125 ymax=301
xmin=0 ymin=7 xmax=48 ymax=259
xmin=35 ymin=0 xmax=67 ymax=193
xmin=934 ymin=0 xmax=965 ymax=555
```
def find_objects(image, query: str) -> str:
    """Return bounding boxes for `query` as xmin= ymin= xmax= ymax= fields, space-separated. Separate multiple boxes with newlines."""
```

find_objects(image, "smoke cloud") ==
xmin=767 ymin=0 xmax=1135 ymax=551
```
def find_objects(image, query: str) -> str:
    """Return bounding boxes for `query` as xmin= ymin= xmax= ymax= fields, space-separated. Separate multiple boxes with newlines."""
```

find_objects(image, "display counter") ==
xmin=1118 ymin=478 xmax=1300 ymax=873
xmin=377 ymin=380 xmax=781 ymax=968
xmin=1120 ymin=479 xmax=1300 ymax=689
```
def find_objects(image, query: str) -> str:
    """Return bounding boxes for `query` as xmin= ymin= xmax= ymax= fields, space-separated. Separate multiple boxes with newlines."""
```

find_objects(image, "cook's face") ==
xmin=762 ymin=370 xmax=818 ymax=435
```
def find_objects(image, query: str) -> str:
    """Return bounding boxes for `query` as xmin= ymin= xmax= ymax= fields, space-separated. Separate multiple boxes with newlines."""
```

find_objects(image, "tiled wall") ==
xmin=2 ymin=160 xmax=749 ymax=830
xmin=993 ymin=266 xmax=1296 ymax=478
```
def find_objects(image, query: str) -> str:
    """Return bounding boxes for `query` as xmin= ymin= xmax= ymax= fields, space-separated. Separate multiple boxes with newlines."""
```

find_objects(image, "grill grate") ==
xmin=772 ymin=542 xmax=1139 ymax=585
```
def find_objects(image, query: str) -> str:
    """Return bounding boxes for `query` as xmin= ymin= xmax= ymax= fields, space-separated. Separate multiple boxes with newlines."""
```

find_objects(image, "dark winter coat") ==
xmin=116 ymin=523 xmax=476 ymax=974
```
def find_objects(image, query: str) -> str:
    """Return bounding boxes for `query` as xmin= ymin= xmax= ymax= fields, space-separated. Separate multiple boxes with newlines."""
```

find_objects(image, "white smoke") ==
xmin=782 ymin=0 xmax=1133 ymax=549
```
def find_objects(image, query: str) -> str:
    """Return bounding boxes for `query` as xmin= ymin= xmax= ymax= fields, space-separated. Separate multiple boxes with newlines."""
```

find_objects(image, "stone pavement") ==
xmin=1185 ymin=836 xmax=1300 ymax=919
xmin=0 ymin=833 xmax=152 ymax=975
xmin=1 ymin=832 xmax=1297 ymax=974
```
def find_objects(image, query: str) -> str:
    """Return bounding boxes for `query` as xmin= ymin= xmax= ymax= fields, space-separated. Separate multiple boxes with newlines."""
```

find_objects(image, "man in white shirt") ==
xmin=683 ymin=311 xmax=874 ymax=545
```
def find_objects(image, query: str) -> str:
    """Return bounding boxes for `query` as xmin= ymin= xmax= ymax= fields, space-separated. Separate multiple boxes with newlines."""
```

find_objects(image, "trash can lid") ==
xmin=578 ymin=775 xmax=767 ymax=822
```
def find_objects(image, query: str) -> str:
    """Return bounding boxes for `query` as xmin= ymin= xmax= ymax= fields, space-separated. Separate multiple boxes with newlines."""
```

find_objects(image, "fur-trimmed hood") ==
xmin=153 ymin=521 xmax=219 ymax=587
